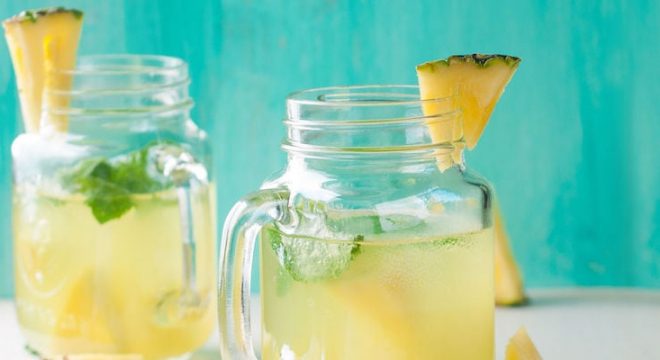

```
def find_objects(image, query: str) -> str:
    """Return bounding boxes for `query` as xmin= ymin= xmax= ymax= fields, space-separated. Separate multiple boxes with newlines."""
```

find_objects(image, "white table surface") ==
xmin=2 ymin=288 xmax=659 ymax=359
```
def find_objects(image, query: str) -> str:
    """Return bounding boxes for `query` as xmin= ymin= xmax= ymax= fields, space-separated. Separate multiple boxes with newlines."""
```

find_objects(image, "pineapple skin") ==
xmin=4 ymin=7 xmax=83 ymax=24
xmin=417 ymin=53 xmax=521 ymax=71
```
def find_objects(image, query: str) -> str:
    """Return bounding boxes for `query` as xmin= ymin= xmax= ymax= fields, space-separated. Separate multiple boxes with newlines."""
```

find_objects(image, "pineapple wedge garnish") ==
xmin=416 ymin=54 xmax=520 ymax=149
xmin=416 ymin=54 xmax=527 ymax=306
xmin=3 ymin=7 xmax=83 ymax=133
xmin=505 ymin=327 xmax=543 ymax=360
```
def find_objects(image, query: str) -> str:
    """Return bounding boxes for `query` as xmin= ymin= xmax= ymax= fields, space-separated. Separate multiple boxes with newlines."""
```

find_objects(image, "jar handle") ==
xmin=149 ymin=144 xmax=210 ymax=324
xmin=218 ymin=188 xmax=290 ymax=359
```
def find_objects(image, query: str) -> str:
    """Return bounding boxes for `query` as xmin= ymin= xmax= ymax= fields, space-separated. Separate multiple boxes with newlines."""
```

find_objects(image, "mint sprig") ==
xmin=61 ymin=143 xmax=173 ymax=224
xmin=75 ymin=160 xmax=134 ymax=224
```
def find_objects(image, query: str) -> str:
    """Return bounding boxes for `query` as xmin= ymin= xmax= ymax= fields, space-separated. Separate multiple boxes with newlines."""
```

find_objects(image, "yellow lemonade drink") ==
xmin=4 ymin=8 xmax=215 ymax=357
xmin=260 ymin=226 xmax=493 ymax=360
xmin=12 ymin=143 xmax=216 ymax=359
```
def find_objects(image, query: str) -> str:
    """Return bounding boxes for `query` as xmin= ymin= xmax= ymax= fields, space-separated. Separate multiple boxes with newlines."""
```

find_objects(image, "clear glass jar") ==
xmin=219 ymin=85 xmax=494 ymax=359
xmin=12 ymin=55 xmax=216 ymax=359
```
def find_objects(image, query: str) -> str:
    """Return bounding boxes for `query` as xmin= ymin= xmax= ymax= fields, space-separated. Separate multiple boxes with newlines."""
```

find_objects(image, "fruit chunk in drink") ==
xmin=260 ymin=226 xmax=494 ymax=360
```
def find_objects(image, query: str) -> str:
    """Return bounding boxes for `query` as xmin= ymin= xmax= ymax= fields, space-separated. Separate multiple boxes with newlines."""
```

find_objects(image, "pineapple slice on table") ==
xmin=494 ymin=202 xmax=527 ymax=305
xmin=505 ymin=327 xmax=543 ymax=360
xmin=416 ymin=54 xmax=527 ymax=306
xmin=3 ymin=7 xmax=83 ymax=133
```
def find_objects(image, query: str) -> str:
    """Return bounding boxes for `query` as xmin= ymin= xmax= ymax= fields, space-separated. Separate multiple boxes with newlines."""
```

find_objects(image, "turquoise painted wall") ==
xmin=1 ymin=0 xmax=659 ymax=296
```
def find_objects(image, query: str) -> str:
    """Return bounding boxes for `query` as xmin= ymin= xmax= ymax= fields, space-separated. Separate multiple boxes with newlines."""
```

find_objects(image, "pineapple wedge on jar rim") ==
xmin=3 ymin=7 xmax=83 ymax=133
xmin=416 ymin=54 xmax=527 ymax=306
xmin=416 ymin=54 xmax=521 ymax=148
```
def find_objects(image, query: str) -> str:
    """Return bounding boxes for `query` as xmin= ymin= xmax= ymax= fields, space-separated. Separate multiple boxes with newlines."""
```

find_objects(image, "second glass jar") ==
xmin=12 ymin=55 xmax=216 ymax=359
xmin=219 ymin=85 xmax=494 ymax=359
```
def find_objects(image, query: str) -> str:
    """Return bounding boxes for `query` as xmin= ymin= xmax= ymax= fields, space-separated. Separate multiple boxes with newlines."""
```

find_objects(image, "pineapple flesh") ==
xmin=416 ymin=54 xmax=520 ymax=149
xmin=505 ymin=327 xmax=543 ymax=360
xmin=416 ymin=54 xmax=526 ymax=306
xmin=3 ymin=7 xmax=83 ymax=133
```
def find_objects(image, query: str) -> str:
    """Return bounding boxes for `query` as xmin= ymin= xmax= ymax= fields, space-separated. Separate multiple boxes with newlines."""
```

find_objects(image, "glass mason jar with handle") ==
xmin=12 ymin=55 xmax=216 ymax=359
xmin=219 ymin=85 xmax=494 ymax=360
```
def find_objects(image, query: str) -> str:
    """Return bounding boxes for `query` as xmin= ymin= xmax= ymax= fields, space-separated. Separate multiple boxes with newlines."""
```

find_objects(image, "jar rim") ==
xmin=283 ymin=85 xmax=462 ymax=157
xmin=287 ymin=84 xmax=454 ymax=108
xmin=42 ymin=54 xmax=192 ymax=119
xmin=51 ymin=54 xmax=187 ymax=76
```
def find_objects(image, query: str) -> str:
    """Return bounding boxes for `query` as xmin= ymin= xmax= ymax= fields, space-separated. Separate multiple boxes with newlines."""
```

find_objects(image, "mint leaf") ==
xmin=268 ymin=227 xmax=364 ymax=282
xmin=85 ymin=182 xmax=133 ymax=224
xmin=60 ymin=142 xmax=175 ymax=224
xmin=111 ymin=146 xmax=165 ymax=193
xmin=351 ymin=234 xmax=364 ymax=257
